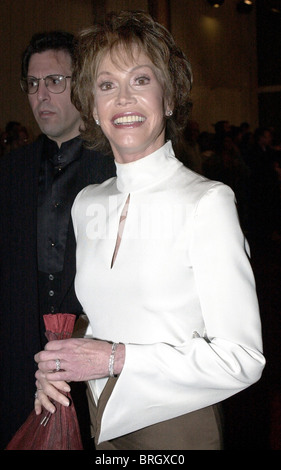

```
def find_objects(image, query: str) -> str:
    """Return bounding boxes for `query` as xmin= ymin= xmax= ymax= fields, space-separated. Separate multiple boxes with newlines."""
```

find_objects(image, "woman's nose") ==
xmin=116 ymin=84 xmax=136 ymax=106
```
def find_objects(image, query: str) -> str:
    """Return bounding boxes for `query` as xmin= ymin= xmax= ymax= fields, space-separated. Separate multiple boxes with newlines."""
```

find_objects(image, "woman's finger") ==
xmin=34 ymin=394 xmax=43 ymax=415
xmin=35 ymin=376 xmax=70 ymax=394
xmin=37 ymin=358 xmax=65 ymax=373
xmin=34 ymin=372 xmax=71 ymax=409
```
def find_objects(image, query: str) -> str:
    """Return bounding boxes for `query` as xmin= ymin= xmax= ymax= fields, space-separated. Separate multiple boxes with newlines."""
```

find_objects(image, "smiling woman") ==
xmin=92 ymin=47 xmax=169 ymax=163
xmin=35 ymin=10 xmax=265 ymax=450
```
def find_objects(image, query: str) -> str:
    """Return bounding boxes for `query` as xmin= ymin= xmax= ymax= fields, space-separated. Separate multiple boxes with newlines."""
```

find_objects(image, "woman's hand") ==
xmin=34 ymin=338 xmax=125 ymax=414
xmin=34 ymin=338 xmax=125 ymax=384
xmin=34 ymin=370 xmax=71 ymax=415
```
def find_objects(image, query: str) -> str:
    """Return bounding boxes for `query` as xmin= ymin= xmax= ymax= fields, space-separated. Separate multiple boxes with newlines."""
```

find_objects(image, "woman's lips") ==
xmin=112 ymin=113 xmax=146 ymax=127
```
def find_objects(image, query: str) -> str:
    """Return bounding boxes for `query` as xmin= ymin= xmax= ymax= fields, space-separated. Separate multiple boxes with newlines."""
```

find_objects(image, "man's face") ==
xmin=27 ymin=50 xmax=82 ymax=147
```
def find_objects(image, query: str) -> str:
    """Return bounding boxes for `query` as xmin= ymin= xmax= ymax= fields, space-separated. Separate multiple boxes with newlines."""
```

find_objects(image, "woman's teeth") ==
xmin=114 ymin=115 xmax=145 ymax=125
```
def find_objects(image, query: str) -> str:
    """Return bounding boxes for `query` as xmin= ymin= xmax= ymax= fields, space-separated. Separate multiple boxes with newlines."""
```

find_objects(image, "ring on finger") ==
xmin=55 ymin=358 xmax=61 ymax=372
xmin=34 ymin=388 xmax=43 ymax=398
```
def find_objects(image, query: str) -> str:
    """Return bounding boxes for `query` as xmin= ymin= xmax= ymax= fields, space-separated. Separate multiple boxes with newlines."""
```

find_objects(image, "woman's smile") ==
xmin=112 ymin=112 xmax=146 ymax=127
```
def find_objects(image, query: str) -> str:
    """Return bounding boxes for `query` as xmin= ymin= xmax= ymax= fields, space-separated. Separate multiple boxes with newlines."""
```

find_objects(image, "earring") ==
xmin=166 ymin=110 xmax=173 ymax=117
xmin=95 ymin=119 xmax=100 ymax=126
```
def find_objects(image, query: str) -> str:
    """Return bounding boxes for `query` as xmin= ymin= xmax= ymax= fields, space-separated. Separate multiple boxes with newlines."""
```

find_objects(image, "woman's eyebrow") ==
xmin=97 ymin=64 xmax=154 ymax=78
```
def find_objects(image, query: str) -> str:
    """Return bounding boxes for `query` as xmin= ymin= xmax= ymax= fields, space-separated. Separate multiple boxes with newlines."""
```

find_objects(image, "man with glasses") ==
xmin=0 ymin=31 xmax=115 ymax=449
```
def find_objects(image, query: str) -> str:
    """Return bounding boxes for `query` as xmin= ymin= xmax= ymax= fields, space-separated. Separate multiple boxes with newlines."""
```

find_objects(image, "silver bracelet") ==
xmin=108 ymin=342 xmax=118 ymax=377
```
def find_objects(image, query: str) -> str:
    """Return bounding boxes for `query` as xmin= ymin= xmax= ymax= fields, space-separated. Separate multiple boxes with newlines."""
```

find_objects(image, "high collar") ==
xmin=115 ymin=141 xmax=182 ymax=193
xmin=43 ymin=135 xmax=82 ymax=168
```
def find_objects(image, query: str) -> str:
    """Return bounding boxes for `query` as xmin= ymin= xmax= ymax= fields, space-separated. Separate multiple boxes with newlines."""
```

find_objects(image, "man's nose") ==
xmin=37 ymin=80 xmax=51 ymax=101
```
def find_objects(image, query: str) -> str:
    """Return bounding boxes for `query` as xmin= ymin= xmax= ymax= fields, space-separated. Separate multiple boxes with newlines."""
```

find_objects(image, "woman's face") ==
xmin=93 ymin=45 xmax=170 ymax=163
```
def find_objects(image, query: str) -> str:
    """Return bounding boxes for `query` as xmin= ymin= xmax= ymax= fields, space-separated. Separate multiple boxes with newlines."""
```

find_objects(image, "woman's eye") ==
xmin=135 ymin=76 xmax=150 ymax=85
xmin=99 ymin=82 xmax=114 ymax=91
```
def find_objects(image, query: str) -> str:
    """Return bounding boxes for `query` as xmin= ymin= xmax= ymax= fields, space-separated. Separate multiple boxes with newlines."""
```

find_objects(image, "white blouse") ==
xmin=72 ymin=141 xmax=265 ymax=443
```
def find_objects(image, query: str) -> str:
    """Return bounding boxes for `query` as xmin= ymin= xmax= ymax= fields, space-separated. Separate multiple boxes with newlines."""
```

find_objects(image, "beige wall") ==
xmin=0 ymin=0 xmax=259 ymax=139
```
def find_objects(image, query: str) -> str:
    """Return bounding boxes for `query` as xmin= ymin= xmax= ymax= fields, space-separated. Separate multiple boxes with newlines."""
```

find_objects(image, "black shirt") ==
xmin=37 ymin=136 xmax=83 ymax=273
xmin=37 ymin=136 xmax=86 ymax=316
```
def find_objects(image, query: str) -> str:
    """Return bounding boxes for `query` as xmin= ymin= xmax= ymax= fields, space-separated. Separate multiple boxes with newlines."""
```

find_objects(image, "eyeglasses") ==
xmin=20 ymin=74 xmax=71 ymax=94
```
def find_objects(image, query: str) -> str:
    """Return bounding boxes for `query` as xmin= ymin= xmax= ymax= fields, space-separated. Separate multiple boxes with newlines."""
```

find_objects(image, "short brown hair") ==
xmin=72 ymin=10 xmax=193 ymax=153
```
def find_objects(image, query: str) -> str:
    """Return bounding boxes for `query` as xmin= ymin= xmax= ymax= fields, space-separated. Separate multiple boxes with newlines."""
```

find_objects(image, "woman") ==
xmin=35 ymin=11 xmax=265 ymax=450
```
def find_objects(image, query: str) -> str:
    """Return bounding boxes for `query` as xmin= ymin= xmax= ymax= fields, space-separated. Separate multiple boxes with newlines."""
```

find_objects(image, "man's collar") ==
xmin=43 ymin=135 xmax=83 ymax=167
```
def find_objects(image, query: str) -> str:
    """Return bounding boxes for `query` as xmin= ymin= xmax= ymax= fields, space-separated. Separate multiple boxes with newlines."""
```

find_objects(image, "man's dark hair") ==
xmin=21 ymin=31 xmax=76 ymax=78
